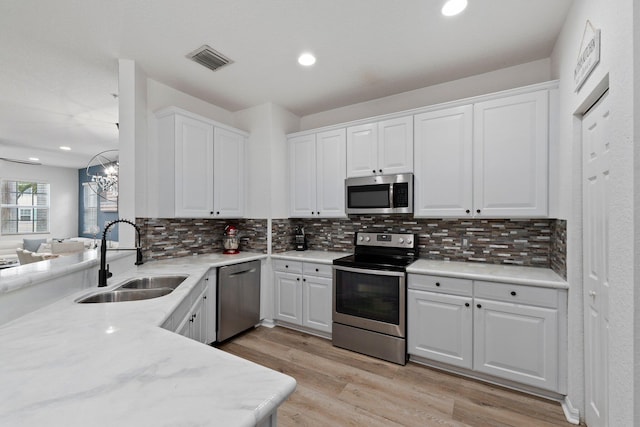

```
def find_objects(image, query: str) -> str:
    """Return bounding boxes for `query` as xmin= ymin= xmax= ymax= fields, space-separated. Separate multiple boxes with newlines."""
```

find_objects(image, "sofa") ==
xmin=0 ymin=237 xmax=116 ymax=264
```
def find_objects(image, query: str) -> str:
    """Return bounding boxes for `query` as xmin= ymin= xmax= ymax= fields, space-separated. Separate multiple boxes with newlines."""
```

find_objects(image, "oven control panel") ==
xmin=355 ymin=232 xmax=416 ymax=249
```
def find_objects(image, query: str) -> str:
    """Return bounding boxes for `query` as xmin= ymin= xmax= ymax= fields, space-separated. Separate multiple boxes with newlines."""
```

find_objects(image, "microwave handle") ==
xmin=389 ymin=183 xmax=394 ymax=208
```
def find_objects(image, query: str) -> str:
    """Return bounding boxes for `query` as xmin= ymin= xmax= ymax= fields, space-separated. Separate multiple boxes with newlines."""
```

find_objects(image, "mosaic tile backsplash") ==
xmin=136 ymin=218 xmax=268 ymax=261
xmin=136 ymin=216 xmax=566 ymax=278
xmin=273 ymin=216 xmax=567 ymax=277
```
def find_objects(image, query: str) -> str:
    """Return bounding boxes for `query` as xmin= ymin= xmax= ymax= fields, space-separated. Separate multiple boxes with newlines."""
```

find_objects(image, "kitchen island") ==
xmin=0 ymin=253 xmax=296 ymax=427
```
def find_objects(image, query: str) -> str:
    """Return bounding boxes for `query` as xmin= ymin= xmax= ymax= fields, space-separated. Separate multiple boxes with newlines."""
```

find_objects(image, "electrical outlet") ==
xmin=461 ymin=237 xmax=469 ymax=248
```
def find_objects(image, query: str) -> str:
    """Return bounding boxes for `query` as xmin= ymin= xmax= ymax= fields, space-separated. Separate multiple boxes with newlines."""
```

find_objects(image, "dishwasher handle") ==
xmin=227 ymin=268 xmax=257 ymax=278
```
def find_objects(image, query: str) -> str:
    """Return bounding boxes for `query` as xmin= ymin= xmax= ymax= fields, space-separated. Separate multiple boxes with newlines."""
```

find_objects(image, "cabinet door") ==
xmin=473 ymin=90 xmax=549 ymax=217
xmin=289 ymin=134 xmax=317 ymax=217
xmin=174 ymin=115 xmax=214 ymax=217
xmin=213 ymin=127 xmax=245 ymax=218
xmin=346 ymin=123 xmax=378 ymax=177
xmin=274 ymin=271 xmax=302 ymax=325
xmin=414 ymin=106 xmax=473 ymax=217
xmin=204 ymin=273 xmax=217 ymax=344
xmin=316 ymin=129 xmax=346 ymax=217
xmin=302 ymin=275 xmax=332 ymax=333
xmin=408 ymin=289 xmax=473 ymax=369
xmin=474 ymin=298 xmax=558 ymax=391
xmin=190 ymin=294 xmax=206 ymax=343
xmin=378 ymin=116 xmax=413 ymax=175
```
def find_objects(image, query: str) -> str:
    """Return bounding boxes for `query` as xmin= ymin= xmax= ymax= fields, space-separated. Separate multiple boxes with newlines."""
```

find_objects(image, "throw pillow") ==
xmin=23 ymin=238 xmax=47 ymax=252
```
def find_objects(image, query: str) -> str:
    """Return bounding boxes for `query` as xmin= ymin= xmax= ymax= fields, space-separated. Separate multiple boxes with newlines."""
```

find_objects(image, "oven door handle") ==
xmin=332 ymin=265 xmax=406 ymax=278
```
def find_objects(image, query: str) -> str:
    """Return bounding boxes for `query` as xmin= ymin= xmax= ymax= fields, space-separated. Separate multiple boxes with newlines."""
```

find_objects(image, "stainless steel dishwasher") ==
xmin=217 ymin=260 xmax=261 ymax=342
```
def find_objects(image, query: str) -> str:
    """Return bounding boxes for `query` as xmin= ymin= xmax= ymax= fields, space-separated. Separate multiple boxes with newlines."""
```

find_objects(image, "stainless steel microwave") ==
xmin=345 ymin=173 xmax=413 ymax=215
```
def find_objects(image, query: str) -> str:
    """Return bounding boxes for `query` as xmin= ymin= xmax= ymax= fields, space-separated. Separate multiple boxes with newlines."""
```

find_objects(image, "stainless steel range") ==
xmin=332 ymin=232 xmax=418 ymax=365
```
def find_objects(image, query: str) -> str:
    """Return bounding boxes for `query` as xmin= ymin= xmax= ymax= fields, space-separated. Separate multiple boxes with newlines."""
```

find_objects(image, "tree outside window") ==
xmin=0 ymin=180 xmax=50 ymax=234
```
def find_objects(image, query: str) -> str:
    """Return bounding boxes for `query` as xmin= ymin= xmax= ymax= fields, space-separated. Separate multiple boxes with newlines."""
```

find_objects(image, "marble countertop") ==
xmin=407 ymin=259 xmax=568 ymax=289
xmin=0 ymin=252 xmax=296 ymax=427
xmin=271 ymin=250 xmax=350 ymax=264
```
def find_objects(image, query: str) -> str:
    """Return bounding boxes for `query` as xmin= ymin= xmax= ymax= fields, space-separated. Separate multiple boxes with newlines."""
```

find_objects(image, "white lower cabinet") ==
xmin=164 ymin=270 xmax=217 ymax=345
xmin=273 ymin=260 xmax=332 ymax=334
xmin=408 ymin=289 xmax=473 ymax=369
xmin=408 ymin=274 xmax=565 ymax=393
xmin=176 ymin=279 xmax=208 ymax=342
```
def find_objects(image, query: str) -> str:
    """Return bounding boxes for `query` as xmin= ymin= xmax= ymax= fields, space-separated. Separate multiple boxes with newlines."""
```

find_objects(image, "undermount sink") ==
xmin=76 ymin=275 xmax=188 ymax=304
xmin=116 ymin=275 xmax=188 ymax=291
xmin=77 ymin=288 xmax=173 ymax=304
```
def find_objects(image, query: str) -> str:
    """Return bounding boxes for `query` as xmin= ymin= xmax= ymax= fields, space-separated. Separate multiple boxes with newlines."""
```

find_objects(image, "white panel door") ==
xmin=346 ymin=123 xmax=378 ymax=177
xmin=316 ymin=129 xmax=346 ymax=217
xmin=474 ymin=298 xmax=558 ymax=391
xmin=274 ymin=271 xmax=302 ymax=325
xmin=408 ymin=290 xmax=473 ymax=369
xmin=302 ymin=276 xmax=332 ymax=333
xmin=213 ymin=127 xmax=245 ymax=218
xmin=582 ymin=91 xmax=610 ymax=427
xmin=378 ymin=116 xmax=413 ymax=175
xmin=288 ymin=134 xmax=317 ymax=217
xmin=414 ymin=106 xmax=473 ymax=217
xmin=473 ymin=90 xmax=548 ymax=217
xmin=174 ymin=115 xmax=214 ymax=217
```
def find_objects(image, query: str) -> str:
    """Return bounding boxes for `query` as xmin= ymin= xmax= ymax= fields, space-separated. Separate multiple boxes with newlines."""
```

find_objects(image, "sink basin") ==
xmin=77 ymin=288 xmax=173 ymax=304
xmin=116 ymin=275 xmax=188 ymax=291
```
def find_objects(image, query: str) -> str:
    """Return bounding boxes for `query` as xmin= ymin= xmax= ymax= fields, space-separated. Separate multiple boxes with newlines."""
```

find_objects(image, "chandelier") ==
xmin=86 ymin=150 xmax=118 ymax=199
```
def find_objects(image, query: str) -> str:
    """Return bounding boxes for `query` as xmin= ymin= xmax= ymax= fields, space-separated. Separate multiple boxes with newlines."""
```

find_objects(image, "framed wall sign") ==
xmin=575 ymin=20 xmax=601 ymax=92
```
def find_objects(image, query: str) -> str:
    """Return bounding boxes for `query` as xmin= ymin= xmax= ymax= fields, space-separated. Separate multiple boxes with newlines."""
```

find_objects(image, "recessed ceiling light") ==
xmin=441 ymin=0 xmax=467 ymax=16
xmin=298 ymin=53 xmax=316 ymax=66
xmin=28 ymin=157 xmax=39 ymax=161
xmin=59 ymin=146 xmax=71 ymax=151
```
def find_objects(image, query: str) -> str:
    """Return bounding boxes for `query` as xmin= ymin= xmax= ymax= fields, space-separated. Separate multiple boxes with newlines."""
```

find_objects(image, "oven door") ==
xmin=333 ymin=265 xmax=406 ymax=337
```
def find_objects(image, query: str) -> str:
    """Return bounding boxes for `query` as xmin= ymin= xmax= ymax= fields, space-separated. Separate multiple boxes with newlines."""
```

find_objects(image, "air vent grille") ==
xmin=187 ymin=45 xmax=233 ymax=72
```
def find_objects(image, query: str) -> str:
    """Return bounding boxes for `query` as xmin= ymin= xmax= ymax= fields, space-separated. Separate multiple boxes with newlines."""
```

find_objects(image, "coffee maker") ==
xmin=295 ymin=226 xmax=307 ymax=251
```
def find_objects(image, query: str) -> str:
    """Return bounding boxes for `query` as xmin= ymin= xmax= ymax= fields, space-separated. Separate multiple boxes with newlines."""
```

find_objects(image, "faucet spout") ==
xmin=98 ymin=219 xmax=144 ymax=287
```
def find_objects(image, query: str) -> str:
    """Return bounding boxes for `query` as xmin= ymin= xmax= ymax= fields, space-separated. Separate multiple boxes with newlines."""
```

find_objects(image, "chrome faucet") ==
xmin=98 ymin=219 xmax=144 ymax=287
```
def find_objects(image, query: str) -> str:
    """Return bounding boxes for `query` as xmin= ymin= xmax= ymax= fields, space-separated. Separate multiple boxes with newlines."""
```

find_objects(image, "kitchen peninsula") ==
xmin=0 ymin=253 xmax=295 ymax=427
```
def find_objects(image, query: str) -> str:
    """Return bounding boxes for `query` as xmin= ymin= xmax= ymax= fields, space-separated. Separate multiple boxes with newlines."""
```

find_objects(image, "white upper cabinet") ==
xmin=174 ymin=114 xmax=215 ymax=218
xmin=289 ymin=129 xmax=346 ymax=218
xmin=213 ymin=127 xmax=245 ymax=217
xmin=414 ymin=105 xmax=473 ymax=217
xmin=414 ymin=89 xmax=550 ymax=218
xmin=156 ymin=107 xmax=247 ymax=218
xmin=346 ymin=116 xmax=413 ymax=177
xmin=289 ymin=134 xmax=317 ymax=217
xmin=473 ymin=90 xmax=549 ymax=217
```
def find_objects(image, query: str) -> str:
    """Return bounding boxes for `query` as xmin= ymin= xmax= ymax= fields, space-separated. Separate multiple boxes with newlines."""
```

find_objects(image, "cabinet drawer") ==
xmin=474 ymin=281 xmax=559 ymax=308
xmin=303 ymin=262 xmax=333 ymax=278
xmin=273 ymin=259 xmax=303 ymax=274
xmin=408 ymin=274 xmax=472 ymax=297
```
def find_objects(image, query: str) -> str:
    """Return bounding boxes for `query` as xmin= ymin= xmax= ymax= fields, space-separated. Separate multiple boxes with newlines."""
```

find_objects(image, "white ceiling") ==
xmin=0 ymin=0 xmax=573 ymax=169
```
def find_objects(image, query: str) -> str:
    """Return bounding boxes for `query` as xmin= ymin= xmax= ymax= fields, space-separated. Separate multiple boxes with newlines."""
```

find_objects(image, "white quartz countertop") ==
xmin=271 ymin=250 xmax=350 ymax=264
xmin=407 ymin=259 xmax=568 ymax=289
xmin=0 ymin=252 xmax=296 ymax=426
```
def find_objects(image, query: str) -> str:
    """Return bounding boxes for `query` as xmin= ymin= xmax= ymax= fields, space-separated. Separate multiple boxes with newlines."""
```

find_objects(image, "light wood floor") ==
xmin=218 ymin=326 xmax=576 ymax=427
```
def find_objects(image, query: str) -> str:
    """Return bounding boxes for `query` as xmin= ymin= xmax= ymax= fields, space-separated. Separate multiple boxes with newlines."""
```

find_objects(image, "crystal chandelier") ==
xmin=86 ymin=150 xmax=118 ymax=198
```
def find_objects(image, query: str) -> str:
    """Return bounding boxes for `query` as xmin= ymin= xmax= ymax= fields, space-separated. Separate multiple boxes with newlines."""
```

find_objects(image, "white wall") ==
xmin=550 ymin=0 xmax=636 ymax=424
xmin=300 ymin=58 xmax=551 ymax=130
xmin=234 ymin=102 xmax=300 ymax=220
xmin=0 ymin=160 xmax=78 ymax=241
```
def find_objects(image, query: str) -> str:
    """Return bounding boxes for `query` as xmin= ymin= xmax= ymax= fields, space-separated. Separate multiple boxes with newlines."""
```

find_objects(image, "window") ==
xmin=0 ymin=180 xmax=50 ymax=234
xmin=82 ymin=182 xmax=98 ymax=234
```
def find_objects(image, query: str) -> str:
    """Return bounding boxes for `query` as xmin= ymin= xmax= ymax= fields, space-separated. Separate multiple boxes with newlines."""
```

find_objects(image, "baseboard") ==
xmin=561 ymin=396 xmax=580 ymax=425
xmin=260 ymin=319 xmax=276 ymax=328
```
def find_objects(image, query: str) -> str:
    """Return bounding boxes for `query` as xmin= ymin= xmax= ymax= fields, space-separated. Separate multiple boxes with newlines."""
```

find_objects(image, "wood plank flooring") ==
xmin=218 ymin=326 xmax=577 ymax=427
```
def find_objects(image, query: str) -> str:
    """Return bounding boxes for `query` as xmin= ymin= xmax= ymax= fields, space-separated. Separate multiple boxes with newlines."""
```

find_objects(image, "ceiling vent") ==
xmin=187 ymin=45 xmax=233 ymax=72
